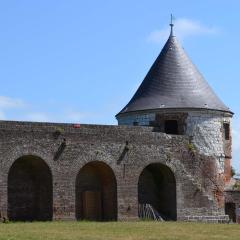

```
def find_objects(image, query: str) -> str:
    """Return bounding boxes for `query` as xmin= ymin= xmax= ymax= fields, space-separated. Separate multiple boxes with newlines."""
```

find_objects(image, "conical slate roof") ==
xmin=117 ymin=30 xmax=231 ymax=116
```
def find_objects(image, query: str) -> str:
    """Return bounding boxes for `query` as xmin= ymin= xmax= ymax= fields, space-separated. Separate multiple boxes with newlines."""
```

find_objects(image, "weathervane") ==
xmin=170 ymin=14 xmax=174 ymax=35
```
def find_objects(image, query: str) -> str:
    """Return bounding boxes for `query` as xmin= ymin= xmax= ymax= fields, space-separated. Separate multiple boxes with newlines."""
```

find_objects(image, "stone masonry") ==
xmin=0 ymin=22 xmax=233 ymax=223
xmin=117 ymin=109 xmax=232 ymax=177
xmin=0 ymin=120 xmax=229 ymax=222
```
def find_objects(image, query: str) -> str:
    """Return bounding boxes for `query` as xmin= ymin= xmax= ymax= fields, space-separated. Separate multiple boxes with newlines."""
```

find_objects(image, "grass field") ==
xmin=0 ymin=221 xmax=239 ymax=240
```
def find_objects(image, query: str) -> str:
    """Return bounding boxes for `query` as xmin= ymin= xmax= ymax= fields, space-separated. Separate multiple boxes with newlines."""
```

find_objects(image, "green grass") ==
xmin=0 ymin=221 xmax=239 ymax=240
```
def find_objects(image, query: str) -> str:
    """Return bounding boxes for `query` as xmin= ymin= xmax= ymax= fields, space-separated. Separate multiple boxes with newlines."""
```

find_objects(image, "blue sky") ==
xmin=0 ymin=1 xmax=239 ymax=170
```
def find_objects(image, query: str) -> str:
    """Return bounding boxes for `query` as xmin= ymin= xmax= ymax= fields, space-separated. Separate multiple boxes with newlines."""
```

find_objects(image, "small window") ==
xmin=149 ymin=121 xmax=156 ymax=127
xmin=223 ymin=123 xmax=230 ymax=140
xmin=133 ymin=121 xmax=138 ymax=126
xmin=164 ymin=120 xmax=179 ymax=134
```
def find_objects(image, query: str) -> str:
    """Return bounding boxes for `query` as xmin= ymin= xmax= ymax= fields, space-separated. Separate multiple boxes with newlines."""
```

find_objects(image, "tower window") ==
xmin=133 ymin=121 xmax=138 ymax=126
xmin=164 ymin=120 xmax=179 ymax=134
xmin=223 ymin=123 xmax=230 ymax=140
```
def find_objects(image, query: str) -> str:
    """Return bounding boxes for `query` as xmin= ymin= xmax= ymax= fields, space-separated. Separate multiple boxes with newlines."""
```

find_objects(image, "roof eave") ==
xmin=115 ymin=107 xmax=234 ymax=119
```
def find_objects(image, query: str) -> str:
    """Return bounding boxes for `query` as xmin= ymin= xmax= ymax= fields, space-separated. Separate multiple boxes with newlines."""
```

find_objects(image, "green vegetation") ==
xmin=231 ymin=166 xmax=236 ymax=177
xmin=187 ymin=143 xmax=196 ymax=153
xmin=0 ymin=221 xmax=240 ymax=240
xmin=233 ymin=181 xmax=240 ymax=190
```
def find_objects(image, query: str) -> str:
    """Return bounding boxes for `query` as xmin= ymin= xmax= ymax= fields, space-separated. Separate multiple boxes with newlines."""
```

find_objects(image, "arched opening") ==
xmin=138 ymin=163 xmax=176 ymax=221
xmin=8 ymin=155 xmax=53 ymax=221
xmin=225 ymin=202 xmax=236 ymax=222
xmin=76 ymin=161 xmax=117 ymax=221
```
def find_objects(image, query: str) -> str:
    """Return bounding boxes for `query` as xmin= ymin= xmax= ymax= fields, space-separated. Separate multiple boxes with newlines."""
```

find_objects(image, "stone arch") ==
xmin=2 ymin=144 xmax=54 ymax=176
xmin=75 ymin=161 xmax=117 ymax=221
xmin=8 ymin=155 xmax=53 ymax=221
xmin=138 ymin=163 xmax=176 ymax=220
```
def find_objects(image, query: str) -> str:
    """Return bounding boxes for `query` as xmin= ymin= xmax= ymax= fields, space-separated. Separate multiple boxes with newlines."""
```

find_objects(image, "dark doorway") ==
xmin=225 ymin=202 xmax=236 ymax=222
xmin=164 ymin=120 xmax=179 ymax=134
xmin=8 ymin=155 xmax=53 ymax=221
xmin=76 ymin=161 xmax=117 ymax=221
xmin=138 ymin=163 xmax=176 ymax=221
xmin=223 ymin=123 xmax=230 ymax=140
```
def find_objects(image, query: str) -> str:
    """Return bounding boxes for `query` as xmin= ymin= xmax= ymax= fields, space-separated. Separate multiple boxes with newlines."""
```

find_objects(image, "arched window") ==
xmin=8 ymin=155 xmax=53 ymax=221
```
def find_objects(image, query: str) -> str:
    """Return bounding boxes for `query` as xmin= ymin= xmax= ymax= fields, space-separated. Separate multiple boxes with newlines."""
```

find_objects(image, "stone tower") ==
xmin=0 ymin=21 xmax=233 ymax=223
xmin=116 ymin=24 xmax=233 ymax=181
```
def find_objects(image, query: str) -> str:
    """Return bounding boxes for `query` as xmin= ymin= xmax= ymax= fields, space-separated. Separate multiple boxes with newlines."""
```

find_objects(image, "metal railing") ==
xmin=138 ymin=204 xmax=164 ymax=221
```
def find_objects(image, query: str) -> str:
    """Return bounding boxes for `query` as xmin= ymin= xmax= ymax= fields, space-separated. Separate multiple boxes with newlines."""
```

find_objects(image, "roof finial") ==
xmin=170 ymin=14 xmax=174 ymax=36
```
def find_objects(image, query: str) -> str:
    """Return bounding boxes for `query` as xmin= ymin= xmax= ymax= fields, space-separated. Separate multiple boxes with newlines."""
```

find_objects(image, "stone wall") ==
xmin=0 ymin=120 xmax=229 ymax=222
xmin=117 ymin=109 xmax=232 ymax=176
xmin=185 ymin=110 xmax=232 ymax=174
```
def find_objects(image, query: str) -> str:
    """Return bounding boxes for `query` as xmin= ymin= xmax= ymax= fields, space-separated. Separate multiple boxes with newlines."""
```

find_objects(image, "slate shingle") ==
xmin=117 ymin=31 xmax=231 ymax=116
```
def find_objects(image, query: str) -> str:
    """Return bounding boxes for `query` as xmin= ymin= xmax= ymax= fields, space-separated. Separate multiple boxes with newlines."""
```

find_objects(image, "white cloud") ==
xmin=25 ymin=112 xmax=51 ymax=122
xmin=0 ymin=96 xmax=26 ymax=121
xmin=0 ymin=110 xmax=6 ymax=120
xmin=64 ymin=110 xmax=96 ymax=122
xmin=23 ymin=110 xmax=94 ymax=124
xmin=147 ymin=18 xmax=218 ymax=44
xmin=64 ymin=110 xmax=90 ymax=122
xmin=233 ymin=128 xmax=240 ymax=152
xmin=0 ymin=95 xmax=97 ymax=123
xmin=232 ymin=118 xmax=240 ymax=172
xmin=0 ymin=96 xmax=25 ymax=109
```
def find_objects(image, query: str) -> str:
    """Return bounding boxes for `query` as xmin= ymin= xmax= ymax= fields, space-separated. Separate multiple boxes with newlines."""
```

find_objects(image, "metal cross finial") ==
xmin=170 ymin=14 xmax=174 ymax=35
